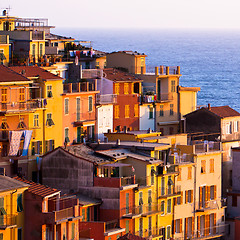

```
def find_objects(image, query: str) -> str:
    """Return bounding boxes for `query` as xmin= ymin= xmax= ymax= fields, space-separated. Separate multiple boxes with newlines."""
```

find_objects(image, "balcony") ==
xmin=159 ymin=185 xmax=181 ymax=198
xmin=104 ymin=219 xmax=125 ymax=236
xmin=0 ymin=100 xmax=45 ymax=113
xmin=94 ymin=175 xmax=136 ymax=188
xmin=195 ymin=200 xmax=220 ymax=212
xmin=194 ymin=141 xmax=221 ymax=154
xmin=0 ymin=215 xmax=17 ymax=229
xmin=32 ymin=31 xmax=45 ymax=40
xmin=135 ymin=227 xmax=165 ymax=239
xmin=140 ymin=94 xmax=155 ymax=104
xmin=96 ymin=94 xmax=117 ymax=104
xmin=192 ymin=224 xmax=229 ymax=239
xmin=146 ymin=66 xmax=180 ymax=76
xmin=63 ymin=81 xmax=96 ymax=94
xmin=82 ymin=69 xmax=103 ymax=79
xmin=156 ymin=93 xmax=173 ymax=102
xmin=73 ymin=112 xmax=96 ymax=126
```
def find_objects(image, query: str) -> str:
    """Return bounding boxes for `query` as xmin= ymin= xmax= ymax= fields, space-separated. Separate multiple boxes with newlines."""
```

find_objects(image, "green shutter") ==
xmin=17 ymin=194 xmax=23 ymax=212
xmin=126 ymin=220 xmax=129 ymax=233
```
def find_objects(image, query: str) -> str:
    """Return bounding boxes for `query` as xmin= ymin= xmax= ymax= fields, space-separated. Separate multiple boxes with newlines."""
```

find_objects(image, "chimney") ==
xmin=79 ymin=65 xmax=83 ymax=79
xmin=155 ymin=67 xmax=159 ymax=76
xmin=160 ymin=65 xmax=164 ymax=74
xmin=147 ymin=128 xmax=152 ymax=133
xmin=208 ymin=103 xmax=211 ymax=110
xmin=123 ymin=126 xmax=128 ymax=134
xmin=116 ymin=139 xmax=121 ymax=145
xmin=166 ymin=66 xmax=169 ymax=75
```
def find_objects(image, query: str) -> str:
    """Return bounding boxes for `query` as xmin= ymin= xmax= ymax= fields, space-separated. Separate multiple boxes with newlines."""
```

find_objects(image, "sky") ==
xmin=1 ymin=0 xmax=240 ymax=29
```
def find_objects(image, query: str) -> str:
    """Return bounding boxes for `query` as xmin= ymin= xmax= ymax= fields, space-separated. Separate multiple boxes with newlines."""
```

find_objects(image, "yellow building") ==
xmin=107 ymin=51 xmax=147 ymax=74
xmin=0 ymin=35 xmax=10 ymax=66
xmin=0 ymin=175 xmax=29 ymax=240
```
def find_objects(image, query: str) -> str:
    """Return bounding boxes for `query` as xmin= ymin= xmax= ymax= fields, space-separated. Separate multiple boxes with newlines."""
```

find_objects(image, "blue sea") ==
xmin=53 ymin=28 xmax=240 ymax=112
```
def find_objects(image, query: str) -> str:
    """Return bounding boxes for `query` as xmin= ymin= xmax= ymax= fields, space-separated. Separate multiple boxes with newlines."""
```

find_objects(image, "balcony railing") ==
xmin=196 ymin=200 xmax=219 ymax=212
xmin=135 ymin=227 xmax=164 ymax=239
xmin=55 ymin=207 xmax=74 ymax=222
xmin=94 ymin=176 xmax=135 ymax=188
xmin=121 ymin=203 xmax=163 ymax=217
xmin=156 ymin=93 xmax=173 ymax=102
xmin=159 ymin=185 xmax=181 ymax=197
xmin=0 ymin=100 xmax=45 ymax=112
xmin=105 ymin=219 xmax=119 ymax=231
xmin=32 ymin=31 xmax=44 ymax=40
xmin=192 ymin=224 xmax=229 ymax=239
xmin=96 ymin=94 xmax=117 ymax=104
xmin=146 ymin=66 xmax=179 ymax=75
xmin=194 ymin=142 xmax=221 ymax=153
xmin=63 ymin=82 xmax=96 ymax=93
xmin=0 ymin=215 xmax=17 ymax=229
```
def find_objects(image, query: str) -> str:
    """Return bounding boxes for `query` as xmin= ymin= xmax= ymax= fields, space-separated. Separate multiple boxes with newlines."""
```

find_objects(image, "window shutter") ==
xmin=206 ymin=214 xmax=210 ymax=236
xmin=213 ymin=213 xmax=216 ymax=234
xmin=174 ymin=220 xmax=176 ymax=233
xmin=192 ymin=217 xmax=194 ymax=236
xmin=180 ymin=192 xmax=183 ymax=204
xmin=39 ymin=141 xmax=42 ymax=154
xmin=185 ymin=191 xmax=188 ymax=204
xmin=185 ymin=218 xmax=188 ymax=239
xmin=214 ymin=185 xmax=217 ymax=199
xmin=191 ymin=190 xmax=193 ymax=203
xmin=207 ymin=186 xmax=210 ymax=201
xmin=197 ymin=216 xmax=200 ymax=237
xmin=199 ymin=187 xmax=202 ymax=208
xmin=180 ymin=219 xmax=182 ymax=233
xmin=173 ymin=197 xmax=176 ymax=206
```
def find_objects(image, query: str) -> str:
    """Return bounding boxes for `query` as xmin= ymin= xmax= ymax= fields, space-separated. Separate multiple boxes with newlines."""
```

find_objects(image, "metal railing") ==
xmin=196 ymin=199 xmax=219 ymax=211
xmin=146 ymin=66 xmax=179 ymax=75
xmin=96 ymin=94 xmax=117 ymax=104
xmin=63 ymin=82 xmax=96 ymax=93
xmin=121 ymin=176 xmax=135 ymax=186
xmin=156 ymin=93 xmax=173 ymax=102
xmin=194 ymin=142 xmax=221 ymax=153
xmin=159 ymin=186 xmax=181 ymax=197
xmin=82 ymin=69 xmax=103 ymax=79
xmin=135 ymin=227 xmax=164 ymax=238
xmin=105 ymin=219 xmax=119 ymax=231
xmin=0 ymin=215 xmax=17 ymax=228
xmin=32 ymin=31 xmax=45 ymax=40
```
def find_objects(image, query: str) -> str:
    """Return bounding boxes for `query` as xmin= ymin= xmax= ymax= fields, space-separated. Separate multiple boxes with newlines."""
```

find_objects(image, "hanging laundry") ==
xmin=22 ymin=130 xmax=32 ymax=156
xmin=8 ymin=131 xmax=23 ymax=156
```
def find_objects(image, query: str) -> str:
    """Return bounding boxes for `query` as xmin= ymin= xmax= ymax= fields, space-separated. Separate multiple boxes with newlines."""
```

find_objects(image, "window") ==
xmin=72 ymin=223 xmax=75 ymax=239
xmin=32 ymin=141 xmax=42 ymax=155
xmin=159 ymin=105 xmax=164 ymax=116
xmin=82 ymin=208 xmax=85 ymax=221
xmin=76 ymin=98 xmax=80 ymax=121
xmin=126 ymin=193 xmax=129 ymax=214
xmin=95 ymin=61 xmax=99 ymax=68
xmin=19 ymin=88 xmax=25 ymax=102
xmin=86 ymin=208 xmax=90 ymax=221
xmin=45 ymin=140 xmax=55 ymax=152
xmin=188 ymin=167 xmax=192 ymax=179
xmin=18 ymin=228 xmax=22 ymax=240
xmin=148 ymin=217 xmax=152 ymax=236
xmin=175 ymin=219 xmax=182 ymax=233
xmin=148 ymin=190 xmax=152 ymax=211
xmin=65 ymin=128 xmax=70 ymax=143
xmin=234 ymin=121 xmax=239 ymax=132
xmin=210 ymin=185 xmax=216 ymax=200
xmin=149 ymin=106 xmax=153 ymax=119
xmin=166 ymin=226 xmax=171 ymax=239
xmin=232 ymin=195 xmax=237 ymax=207
xmin=151 ymin=166 xmax=155 ymax=185
xmin=126 ymin=220 xmax=129 ymax=233
xmin=115 ymin=105 xmax=119 ymax=119
xmin=115 ymin=83 xmax=120 ymax=95
xmin=161 ymin=201 xmax=165 ymax=214
xmin=185 ymin=190 xmax=193 ymax=203
xmin=88 ymin=96 xmax=93 ymax=112
xmin=0 ymin=50 xmax=4 ymax=65
xmin=171 ymin=80 xmax=176 ymax=92
xmin=201 ymin=160 xmax=206 ymax=174
xmin=32 ymin=44 xmax=36 ymax=56
xmin=34 ymin=114 xmax=39 ymax=127
xmin=0 ymin=233 xmax=3 ymax=240
xmin=124 ymin=83 xmax=129 ymax=94
xmin=134 ymin=104 xmax=138 ymax=117
xmin=46 ymin=113 xmax=54 ymax=126
xmin=177 ymin=168 xmax=182 ymax=181
xmin=210 ymin=159 xmax=214 ymax=173
xmin=1 ymin=88 xmax=7 ymax=103
xmin=39 ymin=43 xmax=43 ymax=57
xmin=177 ymin=192 xmax=183 ymax=205
xmin=167 ymin=199 xmax=171 ymax=213
xmin=139 ymin=192 xmax=143 ymax=213
xmin=17 ymin=194 xmax=23 ymax=212
xmin=47 ymin=85 xmax=53 ymax=98
xmin=161 ymin=177 xmax=165 ymax=195
xmin=170 ymin=104 xmax=174 ymax=116
xmin=64 ymin=98 xmax=69 ymax=115
xmin=125 ymin=105 xmax=130 ymax=118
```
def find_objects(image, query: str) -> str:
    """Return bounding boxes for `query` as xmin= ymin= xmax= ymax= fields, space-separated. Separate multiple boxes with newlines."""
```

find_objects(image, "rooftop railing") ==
xmin=63 ymin=82 xmax=96 ymax=93
xmin=0 ymin=215 xmax=17 ymax=229
xmin=194 ymin=141 xmax=221 ymax=153
xmin=96 ymin=94 xmax=117 ymax=104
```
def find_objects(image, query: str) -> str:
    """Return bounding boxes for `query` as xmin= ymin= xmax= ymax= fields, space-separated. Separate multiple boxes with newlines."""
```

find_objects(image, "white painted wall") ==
xmin=139 ymin=104 xmax=155 ymax=131
xmin=97 ymin=104 xmax=113 ymax=141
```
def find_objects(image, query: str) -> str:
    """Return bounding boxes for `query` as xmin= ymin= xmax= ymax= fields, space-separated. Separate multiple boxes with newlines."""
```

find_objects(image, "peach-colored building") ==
xmin=62 ymin=80 xmax=99 ymax=144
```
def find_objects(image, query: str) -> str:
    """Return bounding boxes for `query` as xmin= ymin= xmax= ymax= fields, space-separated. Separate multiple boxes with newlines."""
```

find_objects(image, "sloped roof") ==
xmin=103 ymin=68 xmax=142 ymax=82
xmin=0 ymin=65 xmax=31 ymax=83
xmin=10 ymin=66 xmax=63 ymax=81
xmin=0 ymin=175 xmax=29 ymax=193
xmin=14 ymin=176 xmax=60 ymax=198
xmin=208 ymin=106 xmax=240 ymax=118
xmin=118 ymin=233 xmax=146 ymax=240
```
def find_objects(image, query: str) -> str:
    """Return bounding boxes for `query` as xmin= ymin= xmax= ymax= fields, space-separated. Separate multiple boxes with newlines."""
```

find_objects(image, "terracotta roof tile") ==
xmin=10 ymin=66 xmax=63 ymax=81
xmin=103 ymin=68 xmax=142 ymax=82
xmin=14 ymin=176 xmax=60 ymax=198
xmin=207 ymin=106 xmax=240 ymax=118
xmin=0 ymin=65 xmax=31 ymax=83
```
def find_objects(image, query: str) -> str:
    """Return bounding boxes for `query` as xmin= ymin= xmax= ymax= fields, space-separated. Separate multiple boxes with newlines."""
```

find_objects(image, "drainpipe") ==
xmin=193 ymin=156 xmax=197 ymax=237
